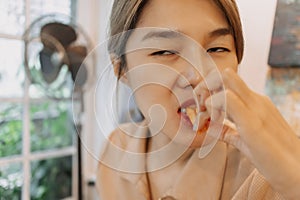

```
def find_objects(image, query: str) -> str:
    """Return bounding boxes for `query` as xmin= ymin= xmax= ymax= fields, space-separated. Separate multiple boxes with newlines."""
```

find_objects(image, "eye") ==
xmin=207 ymin=47 xmax=230 ymax=53
xmin=150 ymin=50 xmax=178 ymax=56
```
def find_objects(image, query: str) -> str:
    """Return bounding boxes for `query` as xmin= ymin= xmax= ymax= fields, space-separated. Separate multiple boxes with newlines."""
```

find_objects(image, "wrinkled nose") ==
xmin=176 ymin=46 xmax=210 ymax=89
xmin=176 ymin=65 xmax=202 ymax=89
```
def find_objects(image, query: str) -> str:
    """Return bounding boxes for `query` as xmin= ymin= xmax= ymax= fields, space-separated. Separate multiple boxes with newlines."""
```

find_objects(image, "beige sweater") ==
xmin=96 ymin=122 xmax=285 ymax=200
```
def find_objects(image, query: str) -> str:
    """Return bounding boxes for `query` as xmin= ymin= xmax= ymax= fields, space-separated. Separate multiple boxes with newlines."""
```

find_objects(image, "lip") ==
xmin=177 ymin=98 xmax=197 ymax=128
xmin=180 ymin=99 xmax=197 ymax=109
xmin=178 ymin=99 xmax=211 ymax=132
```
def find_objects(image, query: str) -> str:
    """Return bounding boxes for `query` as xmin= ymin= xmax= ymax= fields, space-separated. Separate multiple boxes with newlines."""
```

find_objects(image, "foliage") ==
xmin=0 ymin=164 xmax=22 ymax=200
xmin=30 ymin=156 xmax=72 ymax=200
xmin=30 ymin=101 xmax=74 ymax=152
xmin=0 ymin=101 xmax=74 ymax=199
xmin=0 ymin=105 xmax=22 ymax=157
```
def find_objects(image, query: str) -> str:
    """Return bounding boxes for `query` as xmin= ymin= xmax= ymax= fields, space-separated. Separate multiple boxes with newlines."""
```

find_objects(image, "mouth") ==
xmin=177 ymin=100 xmax=210 ymax=134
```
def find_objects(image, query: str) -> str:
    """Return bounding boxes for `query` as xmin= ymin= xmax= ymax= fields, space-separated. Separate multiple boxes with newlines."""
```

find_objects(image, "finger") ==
xmin=204 ymin=120 xmax=239 ymax=147
xmin=194 ymin=69 xmax=224 ymax=112
xmin=222 ymin=128 xmax=240 ymax=145
xmin=199 ymin=90 xmax=210 ymax=111
xmin=205 ymin=89 xmax=250 ymax=128
xmin=222 ymin=129 xmax=252 ymax=158
xmin=222 ymin=68 xmax=253 ymax=104
xmin=204 ymin=90 xmax=226 ymax=121
xmin=223 ymin=129 xmax=244 ymax=151
xmin=194 ymin=68 xmax=224 ymax=94
xmin=224 ymin=118 xmax=237 ymax=131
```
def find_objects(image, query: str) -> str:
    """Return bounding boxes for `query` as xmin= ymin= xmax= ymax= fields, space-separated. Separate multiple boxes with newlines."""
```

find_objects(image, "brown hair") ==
xmin=108 ymin=0 xmax=244 ymax=78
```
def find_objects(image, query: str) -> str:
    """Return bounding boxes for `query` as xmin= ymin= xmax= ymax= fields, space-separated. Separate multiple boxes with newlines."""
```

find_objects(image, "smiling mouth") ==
xmin=178 ymin=105 xmax=210 ymax=134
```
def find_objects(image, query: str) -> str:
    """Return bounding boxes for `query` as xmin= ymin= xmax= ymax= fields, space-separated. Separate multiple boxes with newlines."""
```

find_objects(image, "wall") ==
xmin=236 ymin=0 xmax=277 ymax=93
xmin=76 ymin=0 xmax=101 ymax=199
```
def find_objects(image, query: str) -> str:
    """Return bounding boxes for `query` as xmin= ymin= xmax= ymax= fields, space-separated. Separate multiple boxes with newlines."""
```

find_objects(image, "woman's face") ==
xmin=123 ymin=0 xmax=238 ymax=148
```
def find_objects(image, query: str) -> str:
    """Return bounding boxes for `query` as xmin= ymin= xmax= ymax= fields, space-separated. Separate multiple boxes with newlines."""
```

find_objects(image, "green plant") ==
xmin=30 ymin=156 xmax=72 ymax=200
xmin=0 ymin=101 xmax=74 ymax=199
xmin=0 ymin=164 xmax=22 ymax=200
xmin=0 ymin=104 xmax=22 ymax=157
xmin=30 ymin=101 xmax=74 ymax=152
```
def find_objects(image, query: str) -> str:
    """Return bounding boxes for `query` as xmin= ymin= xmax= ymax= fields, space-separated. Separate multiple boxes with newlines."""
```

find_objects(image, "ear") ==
xmin=110 ymin=54 xmax=129 ymax=85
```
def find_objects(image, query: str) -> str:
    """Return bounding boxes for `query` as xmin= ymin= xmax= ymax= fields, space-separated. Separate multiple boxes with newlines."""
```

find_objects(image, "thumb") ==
xmin=222 ymin=128 xmax=251 ymax=158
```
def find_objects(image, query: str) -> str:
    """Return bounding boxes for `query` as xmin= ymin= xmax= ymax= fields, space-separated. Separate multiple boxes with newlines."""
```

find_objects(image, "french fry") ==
xmin=185 ymin=107 xmax=237 ymax=132
xmin=186 ymin=107 xmax=197 ymax=124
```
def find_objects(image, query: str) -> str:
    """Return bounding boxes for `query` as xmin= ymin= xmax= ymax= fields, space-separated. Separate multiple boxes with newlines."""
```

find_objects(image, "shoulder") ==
xmin=105 ymin=122 xmax=148 ymax=149
xmin=96 ymin=122 xmax=149 ymax=199
xmin=95 ymin=123 xmax=138 ymax=190
xmin=105 ymin=123 xmax=131 ymax=148
xmin=97 ymin=121 xmax=148 ymax=173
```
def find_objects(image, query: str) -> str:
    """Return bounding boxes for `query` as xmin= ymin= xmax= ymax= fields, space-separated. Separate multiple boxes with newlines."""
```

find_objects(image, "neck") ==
xmin=147 ymin=131 xmax=195 ymax=167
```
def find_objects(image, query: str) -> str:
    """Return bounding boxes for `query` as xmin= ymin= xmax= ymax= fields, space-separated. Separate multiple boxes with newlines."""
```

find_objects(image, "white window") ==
xmin=0 ymin=1 xmax=79 ymax=200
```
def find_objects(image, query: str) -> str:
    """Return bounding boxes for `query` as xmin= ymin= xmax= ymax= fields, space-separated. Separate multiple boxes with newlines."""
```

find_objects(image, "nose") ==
xmin=176 ymin=65 xmax=202 ymax=88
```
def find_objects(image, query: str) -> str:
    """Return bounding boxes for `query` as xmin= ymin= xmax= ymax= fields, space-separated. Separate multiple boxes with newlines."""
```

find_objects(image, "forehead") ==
xmin=125 ymin=0 xmax=231 ymax=49
xmin=136 ymin=0 xmax=228 ymax=31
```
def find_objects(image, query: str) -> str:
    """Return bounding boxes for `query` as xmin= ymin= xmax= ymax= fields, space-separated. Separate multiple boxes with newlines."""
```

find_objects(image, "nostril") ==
xmin=187 ymin=70 xmax=202 ymax=88
xmin=176 ymin=73 xmax=192 ymax=88
xmin=176 ymin=71 xmax=202 ymax=89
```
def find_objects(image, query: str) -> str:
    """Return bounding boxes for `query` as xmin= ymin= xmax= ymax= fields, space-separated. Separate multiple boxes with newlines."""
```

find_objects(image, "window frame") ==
xmin=0 ymin=0 xmax=79 ymax=199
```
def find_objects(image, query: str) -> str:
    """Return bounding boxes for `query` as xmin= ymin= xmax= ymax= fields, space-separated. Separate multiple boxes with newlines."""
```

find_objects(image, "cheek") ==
xmin=134 ymin=86 xmax=178 ymax=113
xmin=212 ymin=54 xmax=238 ymax=72
xmin=134 ymin=86 xmax=158 ymax=115
xmin=125 ymin=51 xmax=151 ymax=70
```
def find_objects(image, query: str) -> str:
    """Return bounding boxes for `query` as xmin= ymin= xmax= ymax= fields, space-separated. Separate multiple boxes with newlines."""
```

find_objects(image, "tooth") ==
xmin=181 ymin=108 xmax=186 ymax=113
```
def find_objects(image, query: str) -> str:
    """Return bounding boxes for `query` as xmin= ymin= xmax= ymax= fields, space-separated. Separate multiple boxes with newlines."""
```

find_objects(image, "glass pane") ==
xmin=31 ymin=156 xmax=72 ymax=200
xmin=29 ymin=71 xmax=73 ymax=99
xmin=0 ymin=38 xmax=24 ymax=98
xmin=0 ymin=103 xmax=23 ymax=157
xmin=30 ymin=100 xmax=74 ymax=152
xmin=30 ymin=0 xmax=72 ymax=22
xmin=0 ymin=163 xmax=23 ymax=200
xmin=0 ymin=0 xmax=25 ymax=36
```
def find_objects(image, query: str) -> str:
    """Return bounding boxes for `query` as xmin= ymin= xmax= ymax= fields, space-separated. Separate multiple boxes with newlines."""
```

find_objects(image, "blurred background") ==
xmin=0 ymin=0 xmax=299 ymax=200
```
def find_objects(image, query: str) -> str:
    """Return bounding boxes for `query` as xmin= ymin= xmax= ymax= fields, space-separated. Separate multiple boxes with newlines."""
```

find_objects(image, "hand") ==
xmin=194 ymin=67 xmax=300 ymax=199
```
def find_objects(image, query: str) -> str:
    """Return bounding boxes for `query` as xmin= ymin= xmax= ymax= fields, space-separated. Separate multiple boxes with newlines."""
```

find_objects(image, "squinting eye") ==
xmin=151 ymin=50 xmax=178 ymax=56
xmin=207 ymin=47 xmax=230 ymax=53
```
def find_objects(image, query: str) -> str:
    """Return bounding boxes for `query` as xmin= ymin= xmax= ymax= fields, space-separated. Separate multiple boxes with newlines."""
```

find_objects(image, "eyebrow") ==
xmin=141 ymin=30 xmax=184 ymax=41
xmin=208 ymin=28 xmax=232 ymax=38
xmin=141 ymin=28 xmax=232 ymax=41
